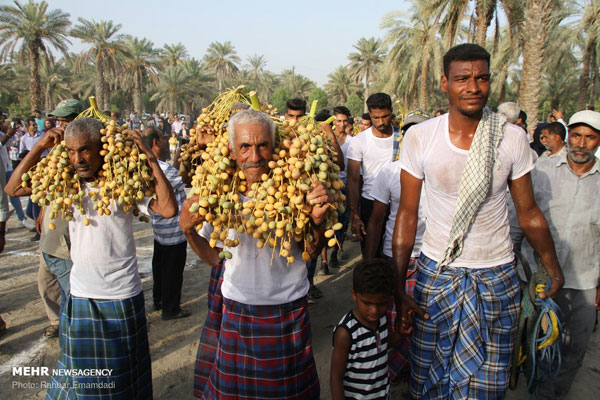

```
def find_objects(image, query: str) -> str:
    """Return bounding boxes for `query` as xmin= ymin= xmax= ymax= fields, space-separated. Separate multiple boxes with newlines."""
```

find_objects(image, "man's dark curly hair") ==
xmin=353 ymin=258 xmax=395 ymax=296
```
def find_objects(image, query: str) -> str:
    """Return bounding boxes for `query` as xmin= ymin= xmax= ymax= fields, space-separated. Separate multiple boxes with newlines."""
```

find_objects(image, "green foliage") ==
xmin=308 ymin=88 xmax=328 ymax=113
xmin=345 ymin=94 xmax=364 ymax=117
xmin=271 ymin=87 xmax=290 ymax=114
xmin=8 ymin=96 xmax=32 ymax=118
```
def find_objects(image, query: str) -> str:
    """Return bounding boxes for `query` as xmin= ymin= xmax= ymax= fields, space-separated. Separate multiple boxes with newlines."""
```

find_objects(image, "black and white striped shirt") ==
xmin=333 ymin=311 xmax=390 ymax=399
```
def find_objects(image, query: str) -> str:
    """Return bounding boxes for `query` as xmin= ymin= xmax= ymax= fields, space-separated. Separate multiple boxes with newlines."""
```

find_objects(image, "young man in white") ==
xmin=393 ymin=43 xmax=564 ymax=399
xmin=347 ymin=92 xmax=399 ymax=257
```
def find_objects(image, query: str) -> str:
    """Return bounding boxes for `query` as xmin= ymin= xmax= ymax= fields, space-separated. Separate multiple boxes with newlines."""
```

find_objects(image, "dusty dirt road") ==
xmin=1 ymin=211 xmax=599 ymax=399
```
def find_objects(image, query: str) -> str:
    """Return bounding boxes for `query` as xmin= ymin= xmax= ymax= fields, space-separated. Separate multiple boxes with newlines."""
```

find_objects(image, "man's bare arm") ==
xmin=392 ymin=170 xmax=428 ymax=333
xmin=365 ymin=200 xmax=388 ymax=258
xmin=347 ymin=160 xmax=365 ymax=240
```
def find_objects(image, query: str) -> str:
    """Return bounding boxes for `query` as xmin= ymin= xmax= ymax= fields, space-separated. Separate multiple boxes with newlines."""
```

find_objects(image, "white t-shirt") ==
xmin=337 ymin=134 xmax=353 ymax=182
xmin=199 ymin=195 xmax=309 ymax=305
xmin=347 ymin=128 xmax=394 ymax=200
xmin=69 ymin=184 xmax=151 ymax=299
xmin=370 ymin=161 xmax=426 ymax=258
xmin=400 ymin=114 xmax=534 ymax=268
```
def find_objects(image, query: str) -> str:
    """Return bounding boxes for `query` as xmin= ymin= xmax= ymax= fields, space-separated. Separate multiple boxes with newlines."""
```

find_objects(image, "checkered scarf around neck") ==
xmin=439 ymin=107 xmax=506 ymax=267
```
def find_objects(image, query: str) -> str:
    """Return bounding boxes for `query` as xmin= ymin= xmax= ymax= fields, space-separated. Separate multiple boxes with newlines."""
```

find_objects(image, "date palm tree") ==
xmin=203 ymin=41 xmax=241 ymax=92
xmin=348 ymin=37 xmax=386 ymax=111
xmin=0 ymin=0 xmax=70 ymax=112
xmin=324 ymin=66 xmax=361 ymax=105
xmin=518 ymin=0 xmax=568 ymax=136
xmin=577 ymin=0 xmax=600 ymax=110
xmin=121 ymin=37 xmax=160 ymax=113
xmin=40 ymin=58 xmax=70 ymax=112
xmin=71 ymin=18 xmax=128 ymax=110
xmin=161 ymin=42 xmax=188 ymax=68
xmin=150 ymin=65 xmax=195 ymax=116
xmin=280 ymin=68 xmax=316 ymax=99
xmin=381 ymin=5 xmax=444 ymax=110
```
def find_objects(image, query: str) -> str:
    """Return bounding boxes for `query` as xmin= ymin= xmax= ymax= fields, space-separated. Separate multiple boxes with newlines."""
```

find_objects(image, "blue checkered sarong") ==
xmin=46 ymin=292 xmax=152 ymax=400
xmin=410 ymin=254 xmax=520 ymax=399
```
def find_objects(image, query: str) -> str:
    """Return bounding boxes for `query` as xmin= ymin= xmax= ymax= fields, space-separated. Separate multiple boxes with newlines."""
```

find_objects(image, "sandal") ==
xmin=44 ymin=324 xmax=59 ymax=338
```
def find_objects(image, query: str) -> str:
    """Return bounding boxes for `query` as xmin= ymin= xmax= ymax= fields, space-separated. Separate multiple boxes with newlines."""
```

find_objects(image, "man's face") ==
xmin=441 ymin=59 xmax=490 ymax=117
xmin=56 ymin=116 xmax=75 ymax=129
xmin=540 ymin=129 xmax=563 ymax=153
xmin=230 ymin=122 xmax=273 ymax=185
xmin=333 ymin=113 xmax=349 ymax=134
xmin=27 ymin=120 xmax=37 ymax=135
xmin=567 ymin=124 xmax=600 ymax=165
xmin=44 ymin=119 xmax=53 ymax=130
xmin=360 ymin=119 xmax=372 ymax=131
xmin=368 ymin=108 xmax=393 ymax=134
xmin=34 ymin=111 xmax=41 ymax=118
xmin=284 ymin=109 xmax=304 ymax=122
xmin=549 ymin=115 xmax=557 ymax=123
xmin=156 ymin=135 xmax=169 ymax=161
xmin=65 ymin=133 xmax=102 ymax=179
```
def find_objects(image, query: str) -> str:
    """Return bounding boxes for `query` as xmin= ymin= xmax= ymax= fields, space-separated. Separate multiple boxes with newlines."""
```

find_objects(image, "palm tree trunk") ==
xmin=364 ymin=70 xmax=370 ymax=113
xmin=419 ymin=52 xmax=429 ymax=110
xmin=475 ymin=0 xmax=497 ymax=47
xmin=577 ymin=40 xmax=594 ymax=110
xmin=103 ymin=80 xmax=110 ymax=111
xmin=29 ymin=43 xmax=41 ymax=112
xmin=133 ymin=73 xmax=142 ymax=114
xmin=497 ymin=60 xmax=510 ymax=104
xmin=95 ymin=56 xmax=105 ymax=111
xmin=519 ymin=1 xmax=548 ymax=139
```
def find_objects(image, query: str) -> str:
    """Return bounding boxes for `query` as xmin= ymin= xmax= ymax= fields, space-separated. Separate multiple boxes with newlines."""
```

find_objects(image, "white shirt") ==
xmin=69 ymin=184 xmax=151 ymax=299
xmin=337 ymin=134 xmax=353 ymax=182
xmin=400 ymin=114 xmax=534 ymax=268
xmin=370 ymin=161 xmax=426 ymax=258
xmin=199 ymin=195 xmax=308 ymax=305
xmin=347 ymin=127 xmax=394 ymax=200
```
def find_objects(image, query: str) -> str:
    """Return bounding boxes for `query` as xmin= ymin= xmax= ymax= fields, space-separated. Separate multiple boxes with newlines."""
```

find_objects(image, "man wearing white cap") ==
xmin=515 ymin=109 xmax=600 ymax=399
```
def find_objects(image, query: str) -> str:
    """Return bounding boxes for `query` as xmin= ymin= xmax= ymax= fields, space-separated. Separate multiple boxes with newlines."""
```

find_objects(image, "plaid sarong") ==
xmin=392 ymin=126 xmax=402 ymax=161
xmin=193 ymin=260 xmax=225 ymax=398
xmin=201 ymin=296 xmax=320 ymax=399
xmin=410 ymin=254 xmax=520 ymax=399
xmin=387 ymin=257 xmax=418 ymax=382
xmin=46 ymin=292 xmax=152 ymax=400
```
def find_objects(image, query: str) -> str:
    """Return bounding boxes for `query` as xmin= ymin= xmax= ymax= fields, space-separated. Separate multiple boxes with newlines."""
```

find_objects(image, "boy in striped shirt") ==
xmin=331 ymin=259 xmax=401 ymax=399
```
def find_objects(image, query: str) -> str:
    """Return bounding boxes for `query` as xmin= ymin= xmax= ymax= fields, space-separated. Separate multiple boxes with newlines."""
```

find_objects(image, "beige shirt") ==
xmin=39 ymin=206 xmax=71 ymax=260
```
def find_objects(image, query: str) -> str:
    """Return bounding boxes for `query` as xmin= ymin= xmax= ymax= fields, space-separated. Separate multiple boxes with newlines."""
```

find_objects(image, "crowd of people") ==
xmin=0 ymin=42 xmax=599 ymax=400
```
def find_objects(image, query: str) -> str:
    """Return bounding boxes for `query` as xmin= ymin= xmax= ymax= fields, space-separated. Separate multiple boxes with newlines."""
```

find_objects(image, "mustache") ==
xmin=74 ymin=163 xmax=90 ymax=169
xmin=568 ymin=147 xmax=594 ymax=157
xmin=241 ymin=160 xmax=268 ymax=169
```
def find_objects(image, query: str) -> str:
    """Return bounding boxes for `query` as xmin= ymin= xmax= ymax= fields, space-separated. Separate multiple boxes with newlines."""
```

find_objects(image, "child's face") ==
xmin=352 ymin=290 xmax=390 ymax=325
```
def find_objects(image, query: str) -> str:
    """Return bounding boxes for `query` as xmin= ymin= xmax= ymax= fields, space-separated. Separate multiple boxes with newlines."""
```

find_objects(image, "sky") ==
xmin=36 ymin=0 xmax=413 ymax=86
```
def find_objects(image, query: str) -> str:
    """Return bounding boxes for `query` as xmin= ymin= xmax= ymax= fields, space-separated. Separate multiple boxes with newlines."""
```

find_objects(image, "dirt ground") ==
xmin=1 ymin=207 xmax=599 ymax=399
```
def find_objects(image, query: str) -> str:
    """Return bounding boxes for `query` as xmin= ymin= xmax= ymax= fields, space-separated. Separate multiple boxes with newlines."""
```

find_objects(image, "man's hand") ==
xmin=307 ymin=180 xmax=333 ymax=226
xmin=179 ymin=196 xmax=205 ymax=234
xmin=124 ymin=130 xmax=157 ymax=162
xmin=36 ymin=127 xmax=64 ymax=150
xmin=538 ymin=269 xmax=564 ymax=299
xmin=351 ymin=213 xmax=366 ymax=241
xmin=396 ymin=292 xmax=429 ymax=335
xmin=552 ymin=108 xmax=563 ymax=120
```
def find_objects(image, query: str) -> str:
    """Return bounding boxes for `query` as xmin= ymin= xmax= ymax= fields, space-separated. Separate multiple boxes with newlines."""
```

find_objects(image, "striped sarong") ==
xmin=193 ymin=260 xmax=225 ymax=398
xmin=46 ymin=292 xmax=152 ymax=400
xmin=410 ymin=254 xmax=520 ymax=399
xmin=201 ymin=296 xmax=320 ymax=399
xmin=387 ymin=257 xmax=418 ymax=382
